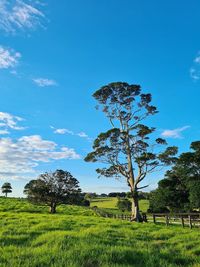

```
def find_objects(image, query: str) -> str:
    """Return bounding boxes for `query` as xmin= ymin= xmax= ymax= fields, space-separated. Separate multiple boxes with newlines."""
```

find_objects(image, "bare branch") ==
xmin=137 ymin=185 xmax=149 ymax=190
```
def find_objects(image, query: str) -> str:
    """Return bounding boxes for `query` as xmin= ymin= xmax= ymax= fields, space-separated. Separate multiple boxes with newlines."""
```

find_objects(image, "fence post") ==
xmin=153 ymin=214 xmax=156 ymax=224
xmin=181 ymin=215 xmax=184 ymax=228
xmin=142 ymin=213 xmax=147 ymax=222
xmin=166 ymin=215 xmax=169 ymax=226
xmin=189 ymin=215 xmax=192 ymax=229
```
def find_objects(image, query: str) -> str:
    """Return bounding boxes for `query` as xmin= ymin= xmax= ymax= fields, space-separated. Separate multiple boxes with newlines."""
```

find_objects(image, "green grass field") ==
xmin=1 ymin=197 xmax=200 ymax=267
xmin=91 ymin=197 xmax=149 ymax=214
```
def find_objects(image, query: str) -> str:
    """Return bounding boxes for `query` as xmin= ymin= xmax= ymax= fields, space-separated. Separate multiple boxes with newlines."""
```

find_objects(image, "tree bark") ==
xmin=50 ymin=202 xmax=56 ymax=213
xmin=125 ymin=131 xmax=143 ymax=222
xmin=131 ymin=191 xmax=143 ymax=222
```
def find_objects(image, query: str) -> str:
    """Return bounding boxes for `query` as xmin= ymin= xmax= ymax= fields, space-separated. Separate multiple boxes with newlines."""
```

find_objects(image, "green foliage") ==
xmin=138 ymin=191 xmax=150 ymax=200
xmin=24 ymin=170 xmax=81 ymax=213
xmin=81 ymin=199 xmax=90 ymax=207
xmin=149 ymin=171 xmax=189 ymax=213
xmin=149 ymin=141 xmax=200 ymax=212
xmin=86 ymin=82 xmax=177 ymax=179
xmin=85 ymin=82 xmax=177 ymax=221
xmin=148 ymin=190 xmax=170 ymax=213
xmin=188 ymin=181 xmax=200 ymax=209
xmin=1 ymin=198 xmax=200 ymax=266
xmin=84 ymin=193 xmax=96 ymax=201
xmin=108 ymin=192 xmax=126 ymax=197
xmin=116 ymin=198 xmax=132 ymax=212
xmin=1 ymin=182 xmax=12 ymax=197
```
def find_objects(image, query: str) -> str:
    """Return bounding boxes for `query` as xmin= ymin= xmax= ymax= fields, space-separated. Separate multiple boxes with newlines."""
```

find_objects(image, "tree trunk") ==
xmin=131 ymin=192 xmax=143 ymax=222
xmin=5 ymin=192 xmax=7 ymax=198
xmin=125 ymin=130 xmax=143 ymax=222
xmin=50 ymin=202 xmax=56 ymax=213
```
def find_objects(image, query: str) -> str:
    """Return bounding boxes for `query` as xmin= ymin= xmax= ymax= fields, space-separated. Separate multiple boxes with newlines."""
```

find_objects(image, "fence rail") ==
xmin=93 ymin=208 xmax=200 ymax=229
xmin=150 ymin=213 xmax=200 ymax=228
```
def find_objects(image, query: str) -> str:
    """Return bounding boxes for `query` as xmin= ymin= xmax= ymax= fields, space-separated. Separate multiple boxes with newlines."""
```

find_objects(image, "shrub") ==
xmin=116 ymin=198 xmax=131 ymax=212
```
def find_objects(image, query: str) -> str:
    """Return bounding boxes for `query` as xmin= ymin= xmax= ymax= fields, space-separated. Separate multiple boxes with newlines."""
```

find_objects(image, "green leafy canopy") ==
xmin=85 ymin=82 xmax=178 ymax=191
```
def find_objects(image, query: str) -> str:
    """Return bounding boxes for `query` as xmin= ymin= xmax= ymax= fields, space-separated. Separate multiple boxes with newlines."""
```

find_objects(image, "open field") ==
xmin=90 ymin=197 xmax=149 ymax=214
xmin=1 ymin=198 xmax=200 ymax=266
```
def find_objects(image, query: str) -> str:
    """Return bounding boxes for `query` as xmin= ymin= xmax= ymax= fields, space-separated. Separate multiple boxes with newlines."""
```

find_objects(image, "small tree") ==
xmin=85 ymin=82 xmax=177 ymax=221
xmin=117 ymin=198 xmax=131 ymax=212
xmin=24 ymin=170 xmax=81 ymax=213
xmin=1 ymin=182 xmax=12 ymax=197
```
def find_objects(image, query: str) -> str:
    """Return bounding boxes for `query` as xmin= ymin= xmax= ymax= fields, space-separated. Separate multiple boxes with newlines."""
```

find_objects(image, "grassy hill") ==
xmin=1 ymin=197 xmax=200 ymax=267
xmin=0 ymin=197 xmax=96 ymax=215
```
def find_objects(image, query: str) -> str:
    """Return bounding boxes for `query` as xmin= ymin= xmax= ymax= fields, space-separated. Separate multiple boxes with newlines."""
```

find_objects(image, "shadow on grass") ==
xmin=0 ymin=232 xmax=41 ymax=247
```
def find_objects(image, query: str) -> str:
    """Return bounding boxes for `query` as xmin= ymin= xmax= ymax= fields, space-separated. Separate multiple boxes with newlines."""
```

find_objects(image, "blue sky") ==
xmin=0 ymin=0 xmax=199 ymax=196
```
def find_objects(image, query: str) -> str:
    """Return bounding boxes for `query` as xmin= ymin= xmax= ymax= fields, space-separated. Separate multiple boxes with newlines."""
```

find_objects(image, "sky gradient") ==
xmin=0 ymin=0 xmax=200 ymax=196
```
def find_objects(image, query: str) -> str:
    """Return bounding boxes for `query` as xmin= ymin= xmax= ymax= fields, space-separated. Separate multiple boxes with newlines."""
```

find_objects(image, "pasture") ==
xmin=1 ymin=197 xmax=200 ymax=266
xmin=90 ymin=197 xmax=149 ymax=214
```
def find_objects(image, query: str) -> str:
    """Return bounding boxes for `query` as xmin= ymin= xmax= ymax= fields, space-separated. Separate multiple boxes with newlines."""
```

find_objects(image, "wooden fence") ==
xmin=93 ymin=208 xmax=200 ymax=229
xmin=150 ymin=213 xmax=200 ymax=228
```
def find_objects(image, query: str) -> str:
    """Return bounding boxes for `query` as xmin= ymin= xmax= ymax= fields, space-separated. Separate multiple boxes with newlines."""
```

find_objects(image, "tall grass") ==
xmin=0 ymin=197 xmax=200 ymax=266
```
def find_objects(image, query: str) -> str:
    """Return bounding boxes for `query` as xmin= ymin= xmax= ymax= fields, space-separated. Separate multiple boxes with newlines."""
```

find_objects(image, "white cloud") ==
xmin=0 ymin=46 xmax=21 ymax=69
xmin=19 ymin=135 xmax=57 ymax=151
xmin=33 ymin=78 xmax=57 ymax=87
xmin=161 ymin=126 xmax=190 ymax=139
xmin=194 ymin=55 xmax=200 ymax=64
xmin=77 ymin=132 xmax=88 ymax=138
xmin=52 ymin=127 xmax=92 ymax=142
xmin=190 ymin=68 xmax=200 ymax=81
xmin=54 ymin=128 xmax=74 ymax=135
xmin=0 ymin=0 xmax=45 ymax=34
xmin=190 ymin=52 xmax=200 ymax=81
xmin=77 ymin=132 xmax=93 ymax=142
xmin=0 ymin=135 xmax=80 ymax=179
xmin=0 ymin=112 xmax=25 ymax=132
xmin=0 ymin=129 xmax=9 ymax=135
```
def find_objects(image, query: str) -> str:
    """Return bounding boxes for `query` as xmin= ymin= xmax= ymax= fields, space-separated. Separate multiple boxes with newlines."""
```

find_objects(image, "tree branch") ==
xmin=137 ymin=185 xmax=149 ymax=190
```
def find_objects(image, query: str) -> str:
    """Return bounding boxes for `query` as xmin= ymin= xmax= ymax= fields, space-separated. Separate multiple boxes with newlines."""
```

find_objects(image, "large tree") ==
xmin=1 ymin=182 xmax=12 ymax=197
xmin=24 ymin=170 xmax=81 ymax=213
xmin=149 ymin=141 xmax=200 ymax=212
xmin=178 ymin=141 xmax=200 ymax=210
xmin=148 ymin=172 xmax=189 ymax=213
xmin=85 ymin=82 xmax=177 ymax=221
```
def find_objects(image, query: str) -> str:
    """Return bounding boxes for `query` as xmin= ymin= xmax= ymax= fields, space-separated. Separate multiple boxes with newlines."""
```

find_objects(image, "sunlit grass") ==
xmin=0 ymin=197 xmax=200 ymax=266
xmin=91 ymin=197 xmax=149 ymax=214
